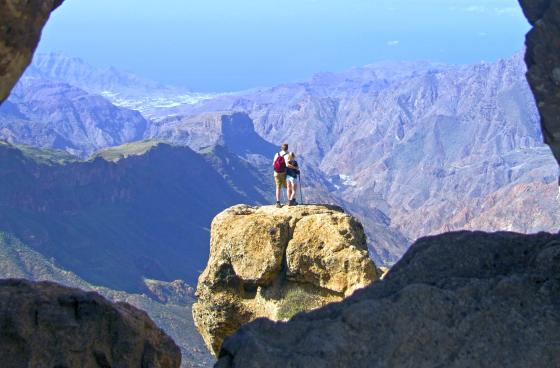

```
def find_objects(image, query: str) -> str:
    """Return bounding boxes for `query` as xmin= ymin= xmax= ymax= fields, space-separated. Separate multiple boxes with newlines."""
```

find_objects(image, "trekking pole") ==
xmin=298 ymin=156 xmax=304 ymax=204
xmin=298 ymin=174 xmax=304 ymax=204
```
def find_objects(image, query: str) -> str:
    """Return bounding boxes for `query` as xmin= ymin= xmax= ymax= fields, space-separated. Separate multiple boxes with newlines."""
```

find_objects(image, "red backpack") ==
xmin=273 ymin=152 xmax=287 ymax=173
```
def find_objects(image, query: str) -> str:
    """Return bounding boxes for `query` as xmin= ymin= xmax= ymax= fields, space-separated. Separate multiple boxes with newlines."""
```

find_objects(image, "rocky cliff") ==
xmin=193 ymin=205 xmax=378 ymax=356
xmin=216 ymin=230 xmax=560 ymax=367
xmin=0 ymin=77 xmax=149 ymax=157
xmin=164 ymin=52 xmax=558 ymax=264
xmin=520 ymin=0 xmax=560 ymax=164
xmin=0 ymin=278 xmax=181 ymax=367
xmin=0 ymin=140 xmax=268 ymax=292
xmin=0 ymin=0 xmax=63 ymax=103
xmin=4 ymin=48 xmax=556 ymax=268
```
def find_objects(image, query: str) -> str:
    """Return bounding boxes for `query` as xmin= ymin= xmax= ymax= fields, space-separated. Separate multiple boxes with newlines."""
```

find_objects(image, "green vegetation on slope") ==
xmin=1 ymin=140 xmax=78 ymax=165
xmin=94 ymin=139 xmax=162 ymax=161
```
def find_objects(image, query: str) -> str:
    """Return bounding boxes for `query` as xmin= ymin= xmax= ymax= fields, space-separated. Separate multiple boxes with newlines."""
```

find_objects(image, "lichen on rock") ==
xmin=192 ymin=204 xmax=378 ymax=356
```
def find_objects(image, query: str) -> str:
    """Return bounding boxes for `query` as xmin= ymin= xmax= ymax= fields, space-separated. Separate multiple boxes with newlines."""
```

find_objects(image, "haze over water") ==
xmin=38 ymin=0 xmax=530 ymax=92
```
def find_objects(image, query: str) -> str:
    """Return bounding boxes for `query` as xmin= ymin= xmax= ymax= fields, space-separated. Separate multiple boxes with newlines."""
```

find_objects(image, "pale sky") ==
xmin=37 ymin=0 xmax=530 ymax=92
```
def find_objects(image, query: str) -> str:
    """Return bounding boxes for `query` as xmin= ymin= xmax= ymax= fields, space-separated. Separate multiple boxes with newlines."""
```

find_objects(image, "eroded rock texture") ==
xmin=520 ymin=0 xmax=560 ymax=164
xmin=0 ymin=0 xmax=63 ymax=103
xmin=193 ymin=205 xmax=378 ymax=356
xmin=216 ymin=231 xmax=560 ymax=368
xmin=0 ymin=279 xmax=181 ymax=368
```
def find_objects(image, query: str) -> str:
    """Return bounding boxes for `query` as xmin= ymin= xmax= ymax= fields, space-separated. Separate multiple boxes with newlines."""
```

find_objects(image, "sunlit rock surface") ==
xmin=193 ymin=204 xmax=378 ymax=356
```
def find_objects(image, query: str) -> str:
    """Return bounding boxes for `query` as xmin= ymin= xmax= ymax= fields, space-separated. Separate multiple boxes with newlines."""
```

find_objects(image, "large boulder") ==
xmin=0 ymin=279 xmax=181 ymax=368
xmin=216 ymin=231 xmax=560 ymax=368
xmin=520 ymin=0 xmax=560 ymax=164
xmin=192 ymin=204 xmax=378 ymax=356
xmin=0 ymin=0 xmax=63 ymax=103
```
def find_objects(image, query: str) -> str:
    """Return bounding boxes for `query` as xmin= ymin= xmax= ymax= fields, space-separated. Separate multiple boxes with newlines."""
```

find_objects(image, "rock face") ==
xmin=166 ymin=52 xmax=557 ymax=265
xmin=193 ymin=204 xmax=378 ymax=356
xmin=216 ymin=231 xmax=560 ymax=368
xmin=520 ymin=0 xmax=560 ymax=164
xmin=0 ymin=141 xmax=268 ymax=292
xmin=147 ymin=112 xmax=278 ymax=158
xmin=0 ymin=278 xmax=181 ymax=367
xmin=0 ymin=77 xmax=149 ymax=157
xmin=0 ymin=0 xmax=63 ymax=103
xmin=0 ymin=232 xmax=213 ymax=367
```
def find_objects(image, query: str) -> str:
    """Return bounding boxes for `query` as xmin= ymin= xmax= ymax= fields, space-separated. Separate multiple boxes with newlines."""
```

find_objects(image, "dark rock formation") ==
xmin=0 ymin=232 xmax=213 ymax=367
xmin=520 ymin=0 xmax=560 ymax=164
xmin=0 ymin=278 xmax=181 ymax=367
xmin=0 ymin=0 xmax=63 ymax=103
xmin=216 ymin=231 xmax=560 ymax=367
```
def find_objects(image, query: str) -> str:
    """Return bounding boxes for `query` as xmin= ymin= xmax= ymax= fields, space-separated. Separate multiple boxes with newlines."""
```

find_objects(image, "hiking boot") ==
xmin=276 ymin=201 xmax=282 ymax=208
xmin=288 ymin=199 xmax=295 ymax=206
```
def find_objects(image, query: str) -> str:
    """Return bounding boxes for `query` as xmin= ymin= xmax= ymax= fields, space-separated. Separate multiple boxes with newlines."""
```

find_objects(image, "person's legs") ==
xmin=276 ymin=185 xmax=281 ymax=202
xmin=274 ymin=173 xmax=286 ymax=206
xmin=291 ymin=182 xmax=298 ymax=201
xmin=286 ymin=177 xmax=298 ymax=204
xmin=286 ymin=180 xmax=293 ymax=202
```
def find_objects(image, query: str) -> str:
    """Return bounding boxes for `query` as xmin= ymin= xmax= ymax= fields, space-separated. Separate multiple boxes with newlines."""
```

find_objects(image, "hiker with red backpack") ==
xmin=273 ymin=143 xmax=290 ymax=208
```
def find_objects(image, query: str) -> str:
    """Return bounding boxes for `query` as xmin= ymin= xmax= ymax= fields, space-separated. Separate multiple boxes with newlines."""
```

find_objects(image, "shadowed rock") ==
xmin=0 ymin=0 xmax=63 ymax=103
xmin=520 ymin=0 xmax=560 ymax=164
xmin=216 ymin=231 xmax=560 ymax=368
xmin=0 ymin=279 xmax=181 ymax=367
xmin=193 ymin=204 xmax=378 ymax=356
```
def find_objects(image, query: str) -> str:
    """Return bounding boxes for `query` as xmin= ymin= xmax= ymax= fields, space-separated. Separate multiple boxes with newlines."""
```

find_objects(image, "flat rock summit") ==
xmin=193 ymin=204 xmax=379 ymax=356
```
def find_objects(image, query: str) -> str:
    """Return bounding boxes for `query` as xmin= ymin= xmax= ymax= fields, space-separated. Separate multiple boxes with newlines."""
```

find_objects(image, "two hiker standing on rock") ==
xmin=273 ymin=143 xmax=300 ymax=207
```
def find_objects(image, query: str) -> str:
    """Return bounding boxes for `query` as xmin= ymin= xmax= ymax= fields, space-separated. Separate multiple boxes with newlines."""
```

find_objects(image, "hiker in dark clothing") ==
xmin=286 ymin=152 xmax=300 ymax=206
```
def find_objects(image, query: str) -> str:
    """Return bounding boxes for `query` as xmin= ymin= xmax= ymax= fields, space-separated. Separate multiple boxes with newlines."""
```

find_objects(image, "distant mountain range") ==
xmin=1 ymin=50 xmax=556 ymax=258
xmin=157 ymin=51 xmax=558 ymax=245
xmin=0 ymin=138 xmax=271 ymax=291
xmin=0 ymin=77 xmax=149 ymax=157
xmin=0 ymin=51 xmax=558 ymax=366
xmin=24 ymin=53 xmax=216 ymax=115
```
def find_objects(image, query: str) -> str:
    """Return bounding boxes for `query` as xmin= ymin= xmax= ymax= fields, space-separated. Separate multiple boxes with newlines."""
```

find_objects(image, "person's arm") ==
xmin=292 ymin=161 xmax=300 ymax=173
